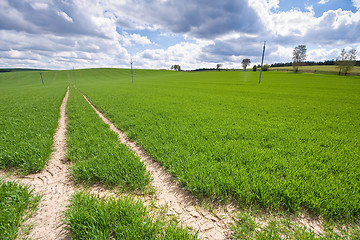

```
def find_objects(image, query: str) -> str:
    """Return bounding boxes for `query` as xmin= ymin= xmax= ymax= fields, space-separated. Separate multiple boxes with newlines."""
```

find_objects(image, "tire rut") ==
xmin=81 ymin=93 xmax=236 ymax=240
xmin=1 ymin=87 xmax=73 ymax=240
xmin=20 ymin=87 xmax=73 ymax=240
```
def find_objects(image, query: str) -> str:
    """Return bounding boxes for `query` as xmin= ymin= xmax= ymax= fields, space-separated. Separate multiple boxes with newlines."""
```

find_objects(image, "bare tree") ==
xmin=336 ymin=49 xmax=357 ymax=76
xmin=292 ymin=45 xmax=307 ymax=72
xmin=216 ymin=64 xmax=222 ymax=71
xmin=241 ymin=59 xmax=251 ymax=71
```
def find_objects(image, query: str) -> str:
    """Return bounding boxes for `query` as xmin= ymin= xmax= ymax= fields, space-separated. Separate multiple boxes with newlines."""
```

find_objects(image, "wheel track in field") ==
xmin=18 ymin=87 xmax=73 ymax=239
xmin=81 ymin=93 xmax=236 ymax=240
xmin=1 ymin=87 xmax=74 ymax=239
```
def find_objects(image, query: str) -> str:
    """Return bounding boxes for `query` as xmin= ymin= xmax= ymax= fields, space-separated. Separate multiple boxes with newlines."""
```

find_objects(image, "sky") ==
xmin=0 ymin=0 xmax=359 ymax=70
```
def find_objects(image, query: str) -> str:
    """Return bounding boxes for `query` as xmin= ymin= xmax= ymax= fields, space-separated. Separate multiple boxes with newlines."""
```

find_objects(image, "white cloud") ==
xmin=307 ymin=48 xmax=340 ymax=61
xmin=8 ymin=49 xmax=25 ymax=59
xmin=318 ymin=0 xmax=329 ymax=5
xmin=57 ymin=11 xmax=73 ymax=23
xmin=353 ymin=0 xmax=360 ymax=9
xmin=120 ymin=32 xmax=152 ymax=47
xmin=270 ymin=46 xmax=293 ymax=61
xmin=134 ymin=40 xmax=215 ymax=70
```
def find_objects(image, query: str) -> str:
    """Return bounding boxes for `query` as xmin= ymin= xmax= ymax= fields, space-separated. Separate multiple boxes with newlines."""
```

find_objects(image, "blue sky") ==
xmin=0 ymin=0 xmax=359 ymax=70
xmin=277 ymin=0 xmax=357 ymax=16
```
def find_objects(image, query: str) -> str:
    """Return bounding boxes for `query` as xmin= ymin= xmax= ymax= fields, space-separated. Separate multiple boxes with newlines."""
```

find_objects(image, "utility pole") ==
xmin=259 ymin=41 xmax=266 ymax=84
xmin=40 ymin=71 xmax=44 ymax=85
xmin=73 ymin=66 xmax=76 ymax=85
xmin=130 ymin=58 xmax=134 ymax=84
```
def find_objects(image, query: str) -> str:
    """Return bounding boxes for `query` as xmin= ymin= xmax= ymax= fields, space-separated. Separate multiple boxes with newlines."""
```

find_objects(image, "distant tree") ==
xmin=336 ymin=48 xmax=357 ymax=76
xmin=292 ymin=45 xmax=307 ymax=72
xmin=262 ymin=64 xmax=270 ymax=71
xmin=252 ymin=65 xmax=257 ymax=71
xmin=241 ymin=58 xmax=251 ymax=71
xmin=171 ymin=65 xmax=181 ymax=71
xmin=216 ymin=64 xmax=222 ymax=71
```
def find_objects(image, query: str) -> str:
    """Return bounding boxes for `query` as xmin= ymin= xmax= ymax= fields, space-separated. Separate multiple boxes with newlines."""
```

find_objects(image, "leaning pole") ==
xmin=130 ymin=58 xmax=134 ymax=84
xmin=258 ymin=41 xmax=266 ymax=84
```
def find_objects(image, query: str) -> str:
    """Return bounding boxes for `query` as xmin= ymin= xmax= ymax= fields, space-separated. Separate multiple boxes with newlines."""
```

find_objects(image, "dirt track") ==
xmin=0 ymin=87 xmax=73 ymax=239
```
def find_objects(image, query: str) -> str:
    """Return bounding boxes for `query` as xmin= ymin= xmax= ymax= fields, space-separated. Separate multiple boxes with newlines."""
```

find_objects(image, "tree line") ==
xmin=171 ymin=46 xmax=357 ymax=75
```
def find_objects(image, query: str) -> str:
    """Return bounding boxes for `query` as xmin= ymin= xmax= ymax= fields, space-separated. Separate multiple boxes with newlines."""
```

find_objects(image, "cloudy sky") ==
xmin=1 ymin=0 xmax=359 ymax=70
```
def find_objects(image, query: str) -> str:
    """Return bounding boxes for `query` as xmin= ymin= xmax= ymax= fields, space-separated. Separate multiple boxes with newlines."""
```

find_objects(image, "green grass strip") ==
xmin=65 ymin=191 xmax=197 ymax=240
xmin=66 ymin=87 xmax=150 ymax=190
xmin=0 ymin=180 xmax=40 ymax=239
xmin=0 ymin=71 xmax=68 ymax=173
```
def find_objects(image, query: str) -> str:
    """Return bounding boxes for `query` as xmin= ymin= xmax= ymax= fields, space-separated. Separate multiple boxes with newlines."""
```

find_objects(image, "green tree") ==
xmin=292 ymin=45 xmax=307 ymax=72
xmin=171 ymin=65 xmax=181 ymax=71
xmin=336 ymin=49 xmax=357 ymax=76
xmin=241 ymin=59 xmax=251 ymax=71
xmin=252 ymin=65 xmax=257 ymax=71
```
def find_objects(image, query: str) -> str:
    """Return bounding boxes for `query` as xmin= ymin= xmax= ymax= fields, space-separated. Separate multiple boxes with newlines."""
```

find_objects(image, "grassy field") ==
xmin=0 ymin=71 xmax=68 ymax=173
xmin=270 ymin=65 xmax=360 ymax=75
xmin=1 ymin=68 xmax=359 ymax=238
xmin=0 ymin=180 xmax=40 ymax=239
xmin=74 ymin=69 xmax=360 ymax=220
xmin=66 ymin=86 xmax=150 ymax=190
xmin=65 ymin=192 xmax=197 ymax=239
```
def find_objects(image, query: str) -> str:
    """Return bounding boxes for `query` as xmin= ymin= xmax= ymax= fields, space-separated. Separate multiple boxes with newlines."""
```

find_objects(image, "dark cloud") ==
xmin=116 ymin=0 xmax=264 ymax=39
xmin=0 ymin=0 xmax=105 ymax=37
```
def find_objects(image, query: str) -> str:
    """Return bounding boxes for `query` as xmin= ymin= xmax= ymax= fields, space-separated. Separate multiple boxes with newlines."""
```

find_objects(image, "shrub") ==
xmin=262 ymin=64 xmax=270 ymax=71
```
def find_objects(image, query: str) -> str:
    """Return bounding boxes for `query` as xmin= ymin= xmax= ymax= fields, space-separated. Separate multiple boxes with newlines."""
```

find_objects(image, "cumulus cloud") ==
xmin=120 ymin=32 xmax=152 ymax=47
xmin=134 ymin=40 xmax=216 ymax=69
xmin=307 ymin=48 xmax=340 ymax=61
xmin=0 ymin=0 xmax=359 ymax=70
xmin=0 ymin=0 xmax=133 ymax=69
xmin=353 ymin=0 xmax=360 ymax=9
xmin=304 ymin=9 xmax=360 ymax=45
xmin=112 ymin=0 xmax=264 ymax=39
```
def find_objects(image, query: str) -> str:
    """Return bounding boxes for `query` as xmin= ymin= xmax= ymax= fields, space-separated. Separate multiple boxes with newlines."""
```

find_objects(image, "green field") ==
xmin=73 ymin=69 xmax=360 ymax=220
xmin=1 ymin=68 xmax=359 ymax=238
xmin=270 ymin=65 xmax=360 ymax=75
xmin=66 ymin=87 xmax=150 ymax=190
xmin=65 ymin=192 xmax=197 ymax=239
xmin=0 ymin=71 xmax=68 ymax=173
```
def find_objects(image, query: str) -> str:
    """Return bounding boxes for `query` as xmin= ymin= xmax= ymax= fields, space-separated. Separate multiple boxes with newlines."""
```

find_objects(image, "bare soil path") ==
xmin=81 ymin=93 xmax=236 ymax=240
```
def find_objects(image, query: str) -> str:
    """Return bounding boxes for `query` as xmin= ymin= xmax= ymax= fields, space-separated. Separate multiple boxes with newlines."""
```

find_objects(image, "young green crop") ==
xmin=66 ymin=87 xmax=150 ymax=190
xmin=0 ymin=71 xmax=68 ymax=174
xmin=231 ymin=209 xmax=360 ymax=239
xmin=64 ymin=191 xmax=197 ymax=240
xmin=75 ymin=69 xmax=360 ymax=221
xmin=0 ymin=180 xmax=40 ymax=239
